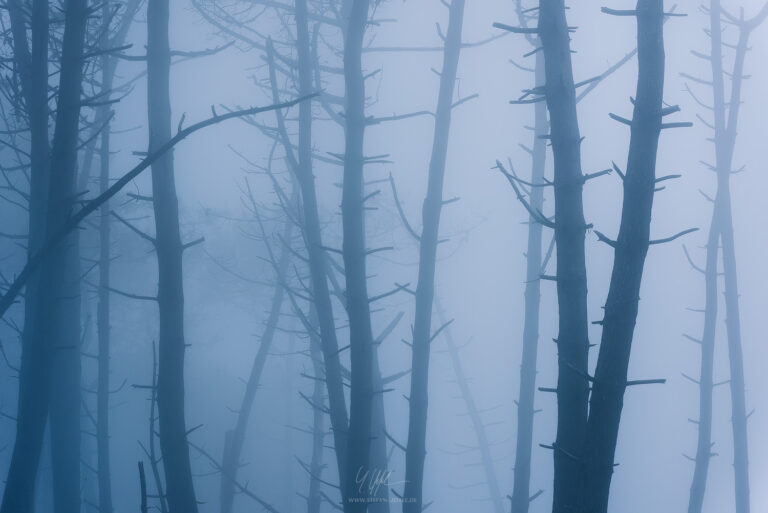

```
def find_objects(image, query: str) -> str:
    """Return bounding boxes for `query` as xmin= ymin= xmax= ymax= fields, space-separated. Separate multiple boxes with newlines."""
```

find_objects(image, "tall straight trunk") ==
xmin=686 ymin=214 xmax=719 ymax=513
xmin=439 ymin=305 xmax=503 ymax=513
xmin=219 ymin=217 xmax=292 ymax=513
xmin=402 ymin=1 xmax=466 ymax=511
xmin=706 ymin=3 xmax=762 ymax=511
xmin=1 ymin=0 xmax=88 ymax=511
xmin=537 ymin=2 xmax=590 ymax=511
xmin=579 ymin=2 xmax=665 ymax=511
xmin=342 ymin=0 xmax=375 ymax=510
xmin=146 ymin=1 xmax=198 ymax=511
xmin=510 ymin=50 xmax=547 ymax=513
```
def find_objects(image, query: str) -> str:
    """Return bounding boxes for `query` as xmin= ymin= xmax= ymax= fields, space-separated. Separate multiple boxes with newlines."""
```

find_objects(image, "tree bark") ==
xmin=146 ymin=0 xmax=199 ymax=511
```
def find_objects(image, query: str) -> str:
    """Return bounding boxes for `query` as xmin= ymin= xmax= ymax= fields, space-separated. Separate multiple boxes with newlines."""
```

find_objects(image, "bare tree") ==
xmin=685 ymin=3 xmax=768 ymax=512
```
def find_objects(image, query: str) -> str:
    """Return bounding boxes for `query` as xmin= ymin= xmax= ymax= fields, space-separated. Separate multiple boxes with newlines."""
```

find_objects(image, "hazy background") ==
xmin=1 ymin=1 xmax=767 ymax=512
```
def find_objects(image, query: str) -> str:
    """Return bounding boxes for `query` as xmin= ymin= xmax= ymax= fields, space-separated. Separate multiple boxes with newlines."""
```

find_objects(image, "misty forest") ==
xmin=1 ymin=0 xmax=768 ymax=512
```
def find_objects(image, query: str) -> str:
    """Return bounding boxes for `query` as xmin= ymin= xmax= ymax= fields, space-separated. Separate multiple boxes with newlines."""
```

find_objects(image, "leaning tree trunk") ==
xmin=146 ymin=0 xmax=199 ymax=511
xmin=579 ymin=2 xmax=666 ymax=511
xmin=219 ymin=216 xmax=292 ymax=513
xmin=269 ymin=0 xmax=351 ymax=498
xmin=510 ymin=46 xmax=547 ymax=513
xmin=342 ymin=0 xmax=376 ymax=510
xmin=438 ymin=304 xmax=504 ymax=513
xmin=537 ymin=2 xmax=590 ymax=511
xmin=402 ymin=1 xmax=466 ymax=512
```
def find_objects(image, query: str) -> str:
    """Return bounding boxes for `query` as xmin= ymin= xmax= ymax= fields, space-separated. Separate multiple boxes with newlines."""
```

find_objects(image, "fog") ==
xmin=0 ymin=1 xmax=766 ymax=512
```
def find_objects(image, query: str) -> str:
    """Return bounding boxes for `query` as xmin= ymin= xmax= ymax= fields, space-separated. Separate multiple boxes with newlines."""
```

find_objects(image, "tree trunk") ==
xmin=342 ymin=0 xmax=375 ymax=510
xmin=219 ymin=217 xmax=292 ymax=513
xmin=1 ymin=0 xmax=87 ymax=511
xmin=578 ymin=2 xmax=665 ymax=511
xmin=510 ymin=49 xmax=547 ymax=513
xmin=706 ymin=3 xmax=756 ymax=511
xmin=402 ymin=1 xmax=466 ymax=511
xmin=290 ymin=0 xmax=352 ymax=497
xmin=1 ymin=0 xmax=50 ymax=509
xmin=537 ymin=2 xmax=590 ymax=511
xmin=686 ymin=214 xmax=719 ymax=513
xmin=146 ymin=0 xmax=199 ymax=511
xmin=439 ymin=305 xmax=504 ymax=513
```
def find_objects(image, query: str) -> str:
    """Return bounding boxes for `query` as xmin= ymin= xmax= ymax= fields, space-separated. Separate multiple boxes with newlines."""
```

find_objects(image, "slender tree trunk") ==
xmin=293 ymin=0 xmax=352 ymax=496
xmin=342 ymin=1 xmax=376 ymax=510
xmin=146 ymin=1 xmax=199 ymax=511
xmin=219 ymin=217 xmax=292 ymax=513
xmin=510 ymin=50 xmax=547 ymax=513
xmin=537 ymin=2 xmax=590 ymax=511
xmin=402 ymin=1 xmax=466 ymax=511
xmin=307 ymin=310 xmax=327 ymax=513
xmin=579 ymin=3 xmax=665 ymax=511
xmin=706 ymin=3 xmax=757 ymax=510
xmin=439 ymin=305 xmax=503 ymax=513
xmin=686 ymin=214 xmax=719 ymax=513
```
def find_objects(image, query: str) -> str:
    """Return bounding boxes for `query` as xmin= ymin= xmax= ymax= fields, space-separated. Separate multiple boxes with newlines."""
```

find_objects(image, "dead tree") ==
xmin=146 ymin=0 xmax=198 ymax=510
xmin=537 ymin=2 xmax=590 ymax=511
xmin=1 ymin=0 xmax=89 ymax=511
xmin=684 ymin=3 xmax=768 ymax=512
xmin=401 ymin=1 xmax=467 ymax=512
xmin=579 ymin=2 xmax=680 ymax=511
xmin=341 ymin=1 xmax=377 ymax=509
xmin=93 ymin=3 xmax=142 ymax=511
xmin=219 ymin=183 xmax=295 ymax=513
xmin=437 ymin=302 xmax=504 ymax=513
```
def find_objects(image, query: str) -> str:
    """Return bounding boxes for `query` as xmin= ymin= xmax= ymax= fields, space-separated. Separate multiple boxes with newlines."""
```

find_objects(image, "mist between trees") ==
xmin=0 ymin=1 xmax=766 ymax=513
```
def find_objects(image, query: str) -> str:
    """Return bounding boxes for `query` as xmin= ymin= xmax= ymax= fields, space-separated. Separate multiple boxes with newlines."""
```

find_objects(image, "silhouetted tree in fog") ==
xmin=684 ymin=3 xmax=768 ymax=513
xmin=146 ymin=0 xmax=199 ymax=510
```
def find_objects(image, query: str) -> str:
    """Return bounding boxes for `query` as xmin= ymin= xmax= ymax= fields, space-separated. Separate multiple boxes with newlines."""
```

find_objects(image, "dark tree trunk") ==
xmin=578 ymin=2 xmax=665 ymax=512
xmin=510 ymin=50 xmax=547 ymax=513
xmin=1 ymin=1 xmax=50 ymax=510
xmin=342 ymin=0 xmax=375 ymax=510
xmin=219 ymin=217 xmax=292 ymax=513
xmin=146 ymin=1 xmax=199 ymax=511
xmin=537 ymin=2 xmax=590 ymax=511
xmin=1 ymin=0 xmax=88 ymax=511
xmin=402 ymin=1 xmax=466 ymax=511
